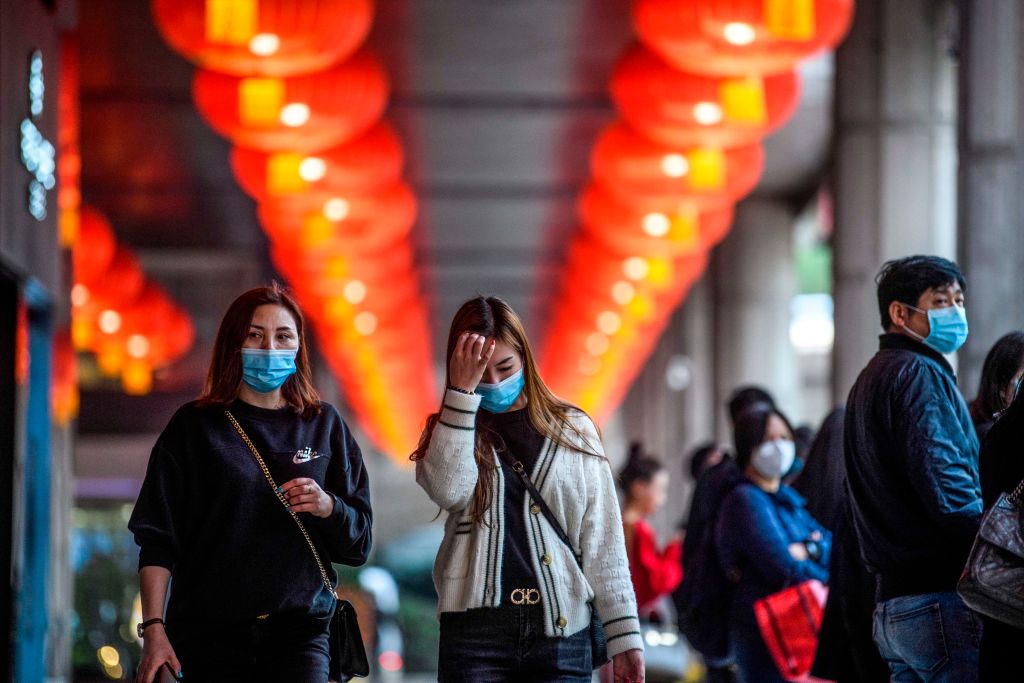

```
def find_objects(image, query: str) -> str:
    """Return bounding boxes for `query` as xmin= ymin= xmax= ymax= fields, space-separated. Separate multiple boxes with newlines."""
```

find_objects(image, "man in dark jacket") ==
xmin=844 ymin=255 xmax=983 ymax=682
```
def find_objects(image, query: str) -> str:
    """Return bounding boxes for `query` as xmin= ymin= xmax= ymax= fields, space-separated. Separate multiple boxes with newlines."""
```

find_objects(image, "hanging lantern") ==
xmin=611 ymin=44 xmax=800 ymax=148
xmin=151 ymin=0 xmax=374 ymax=77
xmin=72 ymin=207 xmax=117 ymax=286
xmin=634 ymin=0 xmax=854 ymax=77
xmin=192 ymin=49 xmax=388 ymax=152
xmin=58 ymin=35 xmax=81 ymax=248
xmin=578 ymin=184 xmax=735 ymax=257
xmin=591 ymin=122 xmax=763 ymax=209
xmin=258 ymin=181 xmax=417 ymax=254
xmin=230 ymin=122 xmax=404 ymax=201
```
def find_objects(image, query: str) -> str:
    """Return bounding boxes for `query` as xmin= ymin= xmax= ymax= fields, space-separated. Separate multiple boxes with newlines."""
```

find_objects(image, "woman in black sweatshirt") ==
xmin=129 ymin=285 xmax=372 ymax=683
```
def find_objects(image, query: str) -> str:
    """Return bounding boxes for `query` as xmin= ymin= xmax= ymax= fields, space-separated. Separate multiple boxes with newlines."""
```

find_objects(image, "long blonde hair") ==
xmin=411 ymin=296 xmax=600 ymax=523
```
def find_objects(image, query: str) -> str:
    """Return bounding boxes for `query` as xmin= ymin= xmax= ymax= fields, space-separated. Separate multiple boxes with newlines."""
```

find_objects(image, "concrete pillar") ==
xmin=616 ymin=274 xmax=717 ymax=535
xmin=957 ymin=1 xmax=1024 ymax=394
xmin=712 ymin=198 xmax=800 ymax=432
xmin=831 ymin=0 xmax=958 ymax=403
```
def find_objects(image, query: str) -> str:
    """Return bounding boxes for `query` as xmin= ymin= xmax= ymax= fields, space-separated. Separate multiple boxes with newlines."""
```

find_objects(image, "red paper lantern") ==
xmin=591 ymin=122 xmax=763 ymax=209
xmin=151 ymin=0 xmax=374 ymax=77
xmin=230 ymin=122 xmax=404 ymax=201
xmin=192 ymin=50 xmax=388 ymax=152
xmin=73 ymin=207 xmax=117 ymax=285
xmin=611 ymin=44 xmax=801 ymax=147
xmin=258 ymin=181 xmax=417 ymax=254
xmin=579 ymin=184 xmax=735 ymax=257
xmin=634 ymin=0 xmax=854 ymax=77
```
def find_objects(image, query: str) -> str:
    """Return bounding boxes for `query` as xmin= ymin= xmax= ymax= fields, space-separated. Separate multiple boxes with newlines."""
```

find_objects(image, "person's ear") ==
xmin=889 ymin=300 xmax=910 ymax=329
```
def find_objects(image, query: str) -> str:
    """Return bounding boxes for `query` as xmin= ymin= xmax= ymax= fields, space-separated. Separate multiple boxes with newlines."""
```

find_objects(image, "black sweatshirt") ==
xmin=480 ymin=407 xmax=544 ymax=600
xmin=128 ymin=399 xmax=372 ymax=624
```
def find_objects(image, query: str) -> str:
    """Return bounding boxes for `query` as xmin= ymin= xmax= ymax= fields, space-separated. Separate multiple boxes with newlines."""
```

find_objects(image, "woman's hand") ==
xmin=447 ymin=332 xmax=495 ymax=393
xmin=137 ymin=625 xmax=182 ymax=682
xmin=281 ymin=478 xmax=334 ymax=518
xmin=612 ymin=648 xmax=645 ymax=683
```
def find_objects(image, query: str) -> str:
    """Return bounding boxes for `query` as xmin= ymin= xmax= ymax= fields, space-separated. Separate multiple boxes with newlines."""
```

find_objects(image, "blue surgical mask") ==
xmin=477 ymin=369 xmax=525 ymax=413
xmin=906 ymin=304 xmax=969 ymax=354
xmin=241 ymin=348 xmax=298 ymax=393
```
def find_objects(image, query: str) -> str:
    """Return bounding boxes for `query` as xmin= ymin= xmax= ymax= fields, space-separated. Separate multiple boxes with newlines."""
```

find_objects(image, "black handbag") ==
xmin=496 ymin=450 xmax=609 ymax=669
xmin=227 ymin=411 xmax=370 ymax=680
xmin=957 ymin=476 xmax=1024 ymax=628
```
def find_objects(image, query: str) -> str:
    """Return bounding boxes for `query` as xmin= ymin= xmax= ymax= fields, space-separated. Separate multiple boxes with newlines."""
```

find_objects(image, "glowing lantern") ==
xmin=192 ymin=50 xmax=389 ymax=152
xmin=52 ymin=330 xmax=79 ymax=426
xmin=578 ymin=184 xmax=735 ymax=257
xmin=230 ymin=123 xmax=405 ymax=201
xmin=151 ymin=0 xmax=374 ymax=77
xmin=258 ymin=182 xmax=418 ymax=254
xmin=611 ymin=44 xmax=801 ymax=147
xmin=634 ymin=0 xmax=854 ymax=76
xmin=58 ymin=36 xmax=81 ymax=248
xmin=591 ymin=122 xmax=764 ymax=209
xmin=73 ymin=207 xmax=117 ymax=285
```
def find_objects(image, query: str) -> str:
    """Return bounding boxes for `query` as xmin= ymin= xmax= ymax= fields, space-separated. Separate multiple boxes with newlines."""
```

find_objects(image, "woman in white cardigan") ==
xmin=412 ymin=296 xmax=645 ymax=683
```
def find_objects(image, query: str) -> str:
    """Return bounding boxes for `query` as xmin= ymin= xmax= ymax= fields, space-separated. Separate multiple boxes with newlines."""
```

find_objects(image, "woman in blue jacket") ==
xmin=715 ymin=405 xmax=831 ymax=682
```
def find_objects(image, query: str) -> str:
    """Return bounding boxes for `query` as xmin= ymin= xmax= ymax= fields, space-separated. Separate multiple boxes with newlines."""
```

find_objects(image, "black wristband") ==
xmin=137 ymin=617 xmax=164 ymax=638
xmin=446 ymin=385 xmax=475 ymax=395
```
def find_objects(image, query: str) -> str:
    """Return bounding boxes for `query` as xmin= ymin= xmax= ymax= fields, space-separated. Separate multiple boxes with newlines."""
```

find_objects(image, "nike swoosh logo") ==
xmin=292 ymin=452 xmax=326 ymax=464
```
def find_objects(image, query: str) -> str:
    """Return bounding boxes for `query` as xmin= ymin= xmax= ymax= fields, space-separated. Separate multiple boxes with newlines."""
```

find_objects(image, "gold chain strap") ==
xmin=225 ymin=410 xmax=333 ymax=593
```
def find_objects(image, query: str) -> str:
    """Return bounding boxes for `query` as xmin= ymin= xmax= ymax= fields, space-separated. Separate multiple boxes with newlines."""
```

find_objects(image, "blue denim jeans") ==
xmin=438 ymin=604 xmax=592 ymax=682
xmin=165 ymin=612 xmax=331 ymax=683
xmin=872 ymin=591 xmax=982 ymax=682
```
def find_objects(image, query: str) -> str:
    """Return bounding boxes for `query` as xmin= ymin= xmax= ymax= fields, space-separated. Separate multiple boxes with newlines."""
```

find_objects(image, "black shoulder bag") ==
xmin=495 ymin=448 xmax=609 ymax=669
xmin=226 ymin=411 xmax=369 ymax=681
xmin=957 ymin=475 xmax=1024 ymax=628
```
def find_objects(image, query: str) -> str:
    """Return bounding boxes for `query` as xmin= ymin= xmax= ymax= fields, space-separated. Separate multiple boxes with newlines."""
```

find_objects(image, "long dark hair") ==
xmin=971 ymin=331 xmax=1024 ymax=423
xmin=197 ymin=284 xmax=320 ymax=416
xmin=411 ymin=296 xmax=599 ymax=524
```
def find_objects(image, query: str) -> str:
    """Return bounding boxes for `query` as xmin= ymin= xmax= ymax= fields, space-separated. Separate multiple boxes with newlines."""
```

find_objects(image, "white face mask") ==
xmin=750 ymin=439 xmax=796 ymax=480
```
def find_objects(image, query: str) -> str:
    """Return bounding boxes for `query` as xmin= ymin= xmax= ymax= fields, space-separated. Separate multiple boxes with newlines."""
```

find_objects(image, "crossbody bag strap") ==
xmin=225 ymin=410 xmax=333 ymax=593
xmin=495 ymin=446 xmax=584 ymax=570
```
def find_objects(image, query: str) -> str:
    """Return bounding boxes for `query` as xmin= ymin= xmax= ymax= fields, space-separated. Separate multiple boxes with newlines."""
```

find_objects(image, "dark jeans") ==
xmin=872 ymin=591 xmax=982 ymax=682
xmin=438 ymin=604 xmax=591 ymax=682
xmin=165 ymin=612 xmax=331 ymax=683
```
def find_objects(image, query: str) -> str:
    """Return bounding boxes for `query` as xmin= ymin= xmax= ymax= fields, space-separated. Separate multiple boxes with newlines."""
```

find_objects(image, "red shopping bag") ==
xmin=754 ymin=579 xmax=828 ymax=681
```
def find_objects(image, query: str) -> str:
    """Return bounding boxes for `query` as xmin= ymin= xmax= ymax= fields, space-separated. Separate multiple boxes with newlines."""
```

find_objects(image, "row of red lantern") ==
xmin=540 ymin=0 xmax=854 ymax=419
xmin=71 ymin=207 xmax=195 ymax=396
xmin=152 ymin=0 xmax=436 ymax=458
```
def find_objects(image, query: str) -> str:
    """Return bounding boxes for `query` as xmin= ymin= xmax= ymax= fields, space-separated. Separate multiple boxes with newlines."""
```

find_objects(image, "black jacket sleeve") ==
xmin=312 ymin=411 xmax=372 ymax=565
xmin=128 ymin=417 xmax=188 ymax=572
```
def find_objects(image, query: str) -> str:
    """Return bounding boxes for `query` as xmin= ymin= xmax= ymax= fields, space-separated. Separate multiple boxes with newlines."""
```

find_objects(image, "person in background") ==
xmin=715 ymin=405 xmax=831 ymax=682
xmin=619 ymin=443 xmax=683 ymax=617
xmin=783 ymin=424 xmax=815 ymax=485
xmin=412 ymin=296 xmax=644 ymax=683
xmin=726 ymin=385 xmax=775 ymax=425
xmin=689 ymin=441 xmax=728 ymax=482
xmin=978 ymin=381 xmax=1024 ymax=680
xmin=792 ymin=408 xmax=846 ymax=531
xmin=844 ymin=255 xmax=982 ymax=682
xmin=804 ymin=409 xmax=891 ymax=683
xmin=129 ymin=285 xmax=372 ymax=683
xmin=969 ymin=330 xmax=1024 ymax=441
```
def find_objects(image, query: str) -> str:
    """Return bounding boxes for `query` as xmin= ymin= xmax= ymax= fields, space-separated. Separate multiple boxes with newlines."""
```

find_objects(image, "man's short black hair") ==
xmin=727 ymin=385 xmax=776 ymax=422
xmin=875 ymin=255 xmax=966 ymax=330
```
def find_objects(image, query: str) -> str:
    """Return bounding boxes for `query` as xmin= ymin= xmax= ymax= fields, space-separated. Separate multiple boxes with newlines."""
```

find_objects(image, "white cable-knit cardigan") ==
xmin=415 ymin=389 xmax=645 ymax=658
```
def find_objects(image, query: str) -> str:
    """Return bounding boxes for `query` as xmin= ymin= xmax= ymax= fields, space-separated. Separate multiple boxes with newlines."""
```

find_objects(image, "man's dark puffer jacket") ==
xmin=844 ymin=333 xmax=982 ymax=602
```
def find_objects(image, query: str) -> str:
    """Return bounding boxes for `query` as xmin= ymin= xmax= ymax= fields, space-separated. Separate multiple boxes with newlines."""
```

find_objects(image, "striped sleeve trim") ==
xmin=439 ymin=389 xmax=481 ymax=429
xmin=438 ymin=420 xmax=474 ymax=431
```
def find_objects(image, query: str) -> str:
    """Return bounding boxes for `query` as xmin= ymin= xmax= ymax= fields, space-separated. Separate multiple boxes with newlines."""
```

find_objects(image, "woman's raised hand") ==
xmin=448 ymin=332 xmax=495 ymax=393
